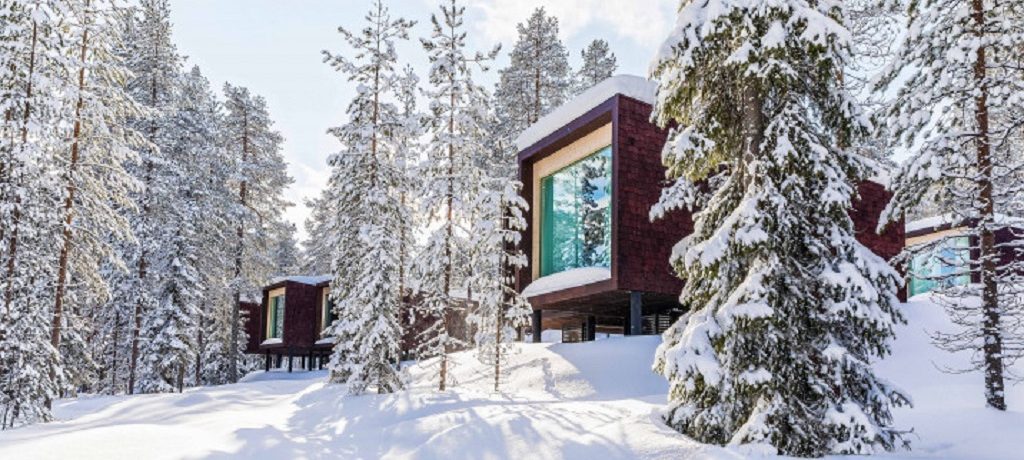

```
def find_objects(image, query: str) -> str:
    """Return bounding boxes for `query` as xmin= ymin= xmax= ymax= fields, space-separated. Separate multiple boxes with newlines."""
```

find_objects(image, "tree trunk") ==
xmin=52 ymin=1 xmax=91 ymax=350
xmin=230 ymin=111 xmax=249 ymax=383
xmin=111 ymin=310 xmax=121 ymax=393
xmin=971 ymin=0 xmax=1006 ymax=411
xmin=2 ymin=21 xmax=38 ymax=317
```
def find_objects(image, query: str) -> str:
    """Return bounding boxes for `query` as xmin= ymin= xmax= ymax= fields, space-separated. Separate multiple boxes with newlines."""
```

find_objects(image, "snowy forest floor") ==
xmin=1 ymin=296 xmax=1023 ymax=459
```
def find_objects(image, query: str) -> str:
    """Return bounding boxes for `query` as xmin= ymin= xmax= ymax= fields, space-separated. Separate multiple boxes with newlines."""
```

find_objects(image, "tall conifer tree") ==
xmin=650 ymin=1 xmax=908 ymax=455
xmin=322 ymin=0 xmax=414 ymax=394
xmin=879 ymin=0 xmax=1024 ymax=410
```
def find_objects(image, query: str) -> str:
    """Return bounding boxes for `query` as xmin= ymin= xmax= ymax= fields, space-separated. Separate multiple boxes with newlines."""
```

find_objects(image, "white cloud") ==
xmin=469 ymin=0 xmax=676 ymax=50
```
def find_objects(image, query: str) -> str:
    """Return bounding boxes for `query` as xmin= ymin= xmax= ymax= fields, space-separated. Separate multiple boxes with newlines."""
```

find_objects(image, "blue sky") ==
xmin=169 ymin=0 xmax=677 ymax=241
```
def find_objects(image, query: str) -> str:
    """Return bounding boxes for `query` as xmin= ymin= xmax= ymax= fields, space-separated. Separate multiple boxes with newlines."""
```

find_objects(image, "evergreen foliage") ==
xmin=321 ymin=0 xmax=415 ymax=395
xmin=649 ymin=1 xmax=908 ymax=455
xmin=878 ymin=0 xmax=1024 ymax=411
xmin=574 ymin=39 xmax=617 ymax=93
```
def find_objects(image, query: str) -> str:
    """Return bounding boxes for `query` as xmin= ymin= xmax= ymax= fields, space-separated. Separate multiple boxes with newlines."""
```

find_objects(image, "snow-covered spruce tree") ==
xmin=117 ymin=0 xmax=181 ymax=395
xmin=573 ymin=39 xmax=617 ymax=94
xmin=299 ymin=192 xmax=334 ymax=275
xmin=167 ymin=67 xmax=236 ymax=387
xmin=269 ymin=220 xmax=300 ymax=278
xmin=649 ymin=1 xmax=908 ymax=455
xmin=467 ymin=177 xmax=531 ymax=392
xmin=321 ymin=0 xmax=414 ymax=394
xmin=414 ymin=0 xmax=501 ymax=392
xmin=222 ymin=82 xmax=292 ymax=383
xmin=0 ymin=0 xmax=68 ymax=427
xmin=493 ymin=7 xmax=571 ymax=142
xmin=50 ymin=0 xmax=143 ymax=395
xmin=878 ymin=0 xmax=1024 ymax=410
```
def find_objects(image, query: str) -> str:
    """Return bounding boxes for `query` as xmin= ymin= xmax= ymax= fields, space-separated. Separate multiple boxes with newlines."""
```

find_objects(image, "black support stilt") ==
xmin=532 ymin=309 xmax=543 ymax=343
xmin=585 ymin=315 xmax=597 ymax=341
xmin=264 ymin=352 xmax=271 ymax=372
xmin=629 ymin=291 xmax=643 ymax=336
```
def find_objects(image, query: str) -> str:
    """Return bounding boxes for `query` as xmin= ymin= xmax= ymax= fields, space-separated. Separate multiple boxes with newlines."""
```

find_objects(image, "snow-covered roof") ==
xmin=271 ymin=275 xmax=332 ymax=286
xmin=906 ymin=214 xmax=1024 ymax=233
xmin=515 ymin=75 xmax=657 ymax=152
xmin=521 ymin=267 xmax=612 ymax=298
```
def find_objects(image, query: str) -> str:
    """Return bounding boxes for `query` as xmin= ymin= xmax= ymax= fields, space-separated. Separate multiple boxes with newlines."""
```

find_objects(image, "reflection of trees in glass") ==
xmin=542 ymin=146 xmax=612 ymax=275
xmin=580 ymin=153 xmax=610 ymax=267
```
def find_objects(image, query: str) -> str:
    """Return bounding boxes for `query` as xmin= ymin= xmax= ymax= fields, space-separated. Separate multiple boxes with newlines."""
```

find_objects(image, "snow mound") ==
xmin=515 ymin=75 xmax=657 ymax=152
xmin=521 ymin=267 xmax=611 ymax=298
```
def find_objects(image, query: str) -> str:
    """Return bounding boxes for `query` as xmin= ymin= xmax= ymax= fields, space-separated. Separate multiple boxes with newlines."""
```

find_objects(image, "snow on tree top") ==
xmin=521 ymin=267 xmax=611 ymax=298
xmin=271 ymin=275 xmax=333 ymax=286
xmin=514 ymin=75 xmax=656 ymax=152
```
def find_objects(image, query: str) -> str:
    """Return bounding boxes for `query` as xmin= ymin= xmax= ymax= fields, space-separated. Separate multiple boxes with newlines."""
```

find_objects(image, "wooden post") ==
xmin=287 ymin=352 xmax=293 ymax=373
xmin=585 ymin=316 xmax=596 ymax=341
xmin=531 ymin=309 xmax=542 ymax=343
xmin=264 ymin=352 xmax=270 ymax=372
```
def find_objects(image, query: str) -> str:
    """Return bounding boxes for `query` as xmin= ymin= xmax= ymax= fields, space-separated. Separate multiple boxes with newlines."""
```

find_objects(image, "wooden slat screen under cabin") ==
xmin=642 ymin=314 xmax=674 ymax=336
xmin=561 ymin=324 xmax=583 ymax=343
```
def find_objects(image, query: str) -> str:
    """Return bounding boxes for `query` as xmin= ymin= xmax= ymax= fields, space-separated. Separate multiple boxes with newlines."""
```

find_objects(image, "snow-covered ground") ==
xmin=1 ymin=296 xmax=1022 ymax=459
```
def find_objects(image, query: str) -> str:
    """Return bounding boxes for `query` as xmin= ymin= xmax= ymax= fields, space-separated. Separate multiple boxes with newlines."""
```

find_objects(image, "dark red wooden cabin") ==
xmin=515 ymin=76 xmax=905 ymax=342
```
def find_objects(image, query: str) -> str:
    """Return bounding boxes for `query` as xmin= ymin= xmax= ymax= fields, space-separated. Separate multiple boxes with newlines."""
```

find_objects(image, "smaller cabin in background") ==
xmin=247 ymin=275 xmax=472 ymax=372
xmin=255 ymin=275 xmax=334 ymax=372
xmin=904 ymin=215 xmax=1024 ymax=296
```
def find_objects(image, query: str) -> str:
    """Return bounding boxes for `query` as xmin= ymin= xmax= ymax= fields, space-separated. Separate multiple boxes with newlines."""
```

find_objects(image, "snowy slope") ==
xmin=1 ymin=297 xmax=1022 ymax=459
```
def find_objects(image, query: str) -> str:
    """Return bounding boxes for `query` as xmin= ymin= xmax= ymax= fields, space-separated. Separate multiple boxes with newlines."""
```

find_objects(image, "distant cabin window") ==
xmin=909 ymin=236 xmax=971 ymax=296
xmin=268 ymin=295 xmax=285 ymax=339
xmin=321 ymin=290 xmax=336 ymax=332
xmin=540 ymin=145 xmax=612 ymax=277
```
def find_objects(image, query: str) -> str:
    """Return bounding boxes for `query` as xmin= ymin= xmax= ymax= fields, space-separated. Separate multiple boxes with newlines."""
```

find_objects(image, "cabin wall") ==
xmin=851 ymin=181 xmax=905 ymax=261
xmin=613 ymin=96 xmax=692 ymax=296
xmin=283 ymin=281 xmax=319 ymax=349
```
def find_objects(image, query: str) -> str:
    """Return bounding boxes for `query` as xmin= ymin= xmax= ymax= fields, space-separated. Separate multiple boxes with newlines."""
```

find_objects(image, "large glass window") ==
xmin=268 ymin=295 xmax=285 ymax=339
xmin=909 ymin=236 xmax=971 ymax=296
xmin=540 ymin=146 xmax=612 ymax=276
xmin=321 ymin=290 xmax=336 ymax=333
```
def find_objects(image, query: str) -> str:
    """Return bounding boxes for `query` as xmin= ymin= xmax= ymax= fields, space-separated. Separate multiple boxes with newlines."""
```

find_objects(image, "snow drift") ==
xmin=0 ymin=295 xmax=1022 ymax=459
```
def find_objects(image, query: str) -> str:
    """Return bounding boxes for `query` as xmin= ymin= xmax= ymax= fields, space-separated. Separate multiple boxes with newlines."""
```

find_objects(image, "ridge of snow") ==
xmin=906 ymin=213 xmax=1024 ymax=233
xmin=272 ymin=274 xmax=332 ymax=286
xmin=515 ymin=75 xmax=657 ymax=152
xmin=260 ymin=338 xmax=282 ymax=346
xmin=521 ymin=267 xmax=611 ymax=298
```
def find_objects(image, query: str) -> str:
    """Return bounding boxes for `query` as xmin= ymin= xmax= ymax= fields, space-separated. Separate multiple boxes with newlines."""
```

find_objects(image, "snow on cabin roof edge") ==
xmin=514 ymin=75 xmax=657 ymax=152
xmin=271 ymin=274 xmax=332 ymax=286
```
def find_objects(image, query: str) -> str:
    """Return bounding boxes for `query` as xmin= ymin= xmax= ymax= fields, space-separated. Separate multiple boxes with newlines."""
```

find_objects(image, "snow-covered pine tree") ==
xmin=269 ymin=220 xmax=300 ymax=278
xmin=117 ymin=0 xmax=181 ymax=395
xmin=467 ymin=176 xmax=531 ymax=392
xmin=878 ymin=0 xmax=1024 ymax=411
xmin=0 ymin=0 xmax=69 ymax=427
xmin=649 ymin=1 xmax=908 ymax=455
xmin=50 ymin=0 xmax=143 ymax=395
xmin=222 ymin=83 xmax=292 ymax=383
xmin=299 ymin=192 xmax=333 ymax=275
xmin=322 ymin=0 xmax=414 ymax=395
xmin=493 ymin=7 xmax=571 ymax=142
xmin=415 ymin=0 xmax=501 ymax=392
xmin=166 ymin=66 xmax=236 ymax=387
xmin=573 ymin=39 xmax=617 ymax=94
